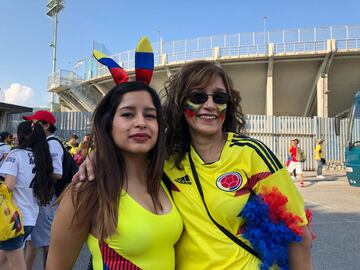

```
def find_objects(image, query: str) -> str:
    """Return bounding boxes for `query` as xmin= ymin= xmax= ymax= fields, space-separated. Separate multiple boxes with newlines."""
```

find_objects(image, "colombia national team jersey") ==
xmin=164 ymin=132 xmax=307 ymax=270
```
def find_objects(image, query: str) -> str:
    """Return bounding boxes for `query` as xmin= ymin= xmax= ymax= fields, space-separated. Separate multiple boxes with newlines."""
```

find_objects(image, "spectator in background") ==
xmin=286 ymin=142 xmax=297 ymax=179
xmin=11 ymin=133 xmax=18 ymax=148
xmin=315 ymin=139 xmax=326 ymax=179
xmin=79 ymin=133 xmax=91 ymax=149
xmin=22 ymin=110 xmax=64 ymax=269
xmin=288 ymin=137 xmax=305 ymax=187
xmin=0 ymin=131 xmax=13 ymax=166
xmin=0 ymin=121 xmax=54 ymax=270
xmin=65 ymin=134 xmax=79 ymax=156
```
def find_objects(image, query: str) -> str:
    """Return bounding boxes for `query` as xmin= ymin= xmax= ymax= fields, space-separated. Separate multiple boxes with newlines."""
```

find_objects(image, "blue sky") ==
xmin=0 ymin=0 xmax=359 ymax=108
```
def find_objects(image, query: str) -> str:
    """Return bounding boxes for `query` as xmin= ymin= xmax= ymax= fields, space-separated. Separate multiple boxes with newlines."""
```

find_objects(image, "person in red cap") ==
xmin=23 ymin=110 xmax=56 ymax=131
xmin=22 ymin=110 xmax=64 ymax=269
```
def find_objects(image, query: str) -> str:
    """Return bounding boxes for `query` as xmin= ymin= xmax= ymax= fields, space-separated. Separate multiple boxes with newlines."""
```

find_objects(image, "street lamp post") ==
xmin=263 ymin=16 xmax=267 ymax=44
xmin=156 ymin=31 xmax=164 ymax=65
xmin=46 ymin=0 xmax=64 ymax=112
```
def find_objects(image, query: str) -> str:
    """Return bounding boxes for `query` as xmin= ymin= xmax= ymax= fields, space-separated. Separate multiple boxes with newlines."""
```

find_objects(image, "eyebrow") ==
xmin=118 ymin=106 xmax=156 ymax=112
xmin=213 ymin=87 xmax=227 ymax=92
xmin=192 ymin=87 xmax=226 ymax=92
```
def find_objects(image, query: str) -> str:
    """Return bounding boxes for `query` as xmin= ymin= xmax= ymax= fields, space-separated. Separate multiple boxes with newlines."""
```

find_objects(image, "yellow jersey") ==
xmin=164 ymin=132 xmax=307 ymax=270
xmin=87 ymin=182 xmax=183 ymax=270
xmin=315 ymin=144 xmax=322 ymax=160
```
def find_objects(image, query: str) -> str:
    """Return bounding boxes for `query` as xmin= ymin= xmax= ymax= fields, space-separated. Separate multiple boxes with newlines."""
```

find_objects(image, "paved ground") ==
xmin=296 ymin=171 xmax=360 ymax=270
xmin=32 ymin=171 xmax=360 ymax=270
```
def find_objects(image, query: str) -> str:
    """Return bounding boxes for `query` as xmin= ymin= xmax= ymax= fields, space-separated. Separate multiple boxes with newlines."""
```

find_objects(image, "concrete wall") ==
xmin=273 ymin=60 xmax=320 ymax=116
xmin=224 ymin=63 xmax=267 ymax=115
xmin=328 ymin=57 xmax=360 ymax=116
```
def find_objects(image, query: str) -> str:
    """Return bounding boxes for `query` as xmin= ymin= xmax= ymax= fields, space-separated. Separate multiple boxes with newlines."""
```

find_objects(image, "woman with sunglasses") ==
xmin=78 ymin=60 xmax=313 ymax=270
xmin=162 ymin=60 xmax=312 ymax=270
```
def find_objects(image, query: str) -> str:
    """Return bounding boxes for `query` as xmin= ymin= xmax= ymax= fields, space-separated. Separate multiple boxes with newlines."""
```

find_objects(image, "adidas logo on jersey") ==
xmin=174 ymin=175 xmax=191 ymax=185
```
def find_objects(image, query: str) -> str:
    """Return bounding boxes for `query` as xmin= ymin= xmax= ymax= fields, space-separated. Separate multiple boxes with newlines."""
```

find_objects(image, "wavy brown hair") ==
xmin=162 ymin=60 xmax=245 ymax=169
xmin=68 ymin=81 xmax=165 ymax=241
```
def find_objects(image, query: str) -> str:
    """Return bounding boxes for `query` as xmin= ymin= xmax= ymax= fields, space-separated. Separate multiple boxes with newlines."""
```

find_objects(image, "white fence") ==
xmin=6 ymin=113 xmax=348 ymax=171
xmin=244 ymin=115 xmax=348 ymax=170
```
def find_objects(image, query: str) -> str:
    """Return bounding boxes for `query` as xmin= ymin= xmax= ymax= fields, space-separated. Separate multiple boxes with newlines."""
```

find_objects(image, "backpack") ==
xmin=296 ymin=147 xmax=306 ymax=162
xmin=47 ymin=137 xmax=79 ymax=197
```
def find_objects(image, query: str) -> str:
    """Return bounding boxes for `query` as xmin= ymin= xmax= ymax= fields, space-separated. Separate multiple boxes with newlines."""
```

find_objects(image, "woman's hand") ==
xmin=72 ymin=151 xmax=96 ymax=182
xmin=289 ymin=225 xmax=313 ymax=270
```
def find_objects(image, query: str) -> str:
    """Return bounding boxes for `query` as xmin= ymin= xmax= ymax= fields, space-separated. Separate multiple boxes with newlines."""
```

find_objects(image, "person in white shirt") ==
xmin=0 ymin=120 xmax=55 ymax=270
xmin=0 ymin=131 xmax=13 ymax=167
xmin=20 ymin=110 xmax=64 ymax=269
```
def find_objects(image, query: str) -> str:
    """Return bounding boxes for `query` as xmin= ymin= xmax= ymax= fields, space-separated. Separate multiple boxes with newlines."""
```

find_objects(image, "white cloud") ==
xmin=1 ymin=83 xmax=35 ymax=107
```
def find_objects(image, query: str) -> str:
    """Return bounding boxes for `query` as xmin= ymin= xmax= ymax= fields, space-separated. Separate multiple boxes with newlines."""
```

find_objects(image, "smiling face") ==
xmin=111 ymin=90 xmax=158 ymax=156
xmin=184 ymin=76 xmax=228 ymax=139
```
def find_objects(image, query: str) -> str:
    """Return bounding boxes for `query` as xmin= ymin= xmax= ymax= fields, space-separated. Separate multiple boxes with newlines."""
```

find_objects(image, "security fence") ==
xmin=244 ymin=115 xmax=348 ymax=171
xmin=6 ymin=113 xmax=348 ymax=171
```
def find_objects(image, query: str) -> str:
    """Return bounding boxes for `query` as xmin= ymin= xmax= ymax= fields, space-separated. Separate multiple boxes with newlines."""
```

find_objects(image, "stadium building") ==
xmin=48 ymin=25 xmax=360 ymax=117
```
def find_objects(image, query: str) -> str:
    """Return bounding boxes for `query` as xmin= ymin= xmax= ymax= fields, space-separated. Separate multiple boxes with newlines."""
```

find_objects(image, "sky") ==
xmin=0 ymin=0 xmax=359 ymax=108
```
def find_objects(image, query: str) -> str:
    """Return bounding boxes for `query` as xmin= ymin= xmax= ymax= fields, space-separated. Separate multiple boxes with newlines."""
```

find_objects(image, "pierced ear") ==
xmin=135 ymin=37 xmax=154 ymax=85
xmin=93 ymin=50 xmax=129 ymax=84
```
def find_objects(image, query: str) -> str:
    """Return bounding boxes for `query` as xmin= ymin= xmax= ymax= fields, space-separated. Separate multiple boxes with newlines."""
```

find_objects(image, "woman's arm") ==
xmin=46 ymin=188 xmax=91 ymax=270
xmin=289 ymin=225 xmax=313 ymax=270
xmin=4 ymin=174 xmax=16 ymax=192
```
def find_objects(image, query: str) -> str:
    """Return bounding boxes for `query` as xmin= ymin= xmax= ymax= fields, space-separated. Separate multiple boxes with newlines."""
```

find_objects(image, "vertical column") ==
xmin=266 ymin=43 xmax=274 ymax=115
xmin=317 ymin=73 xmax=329 ymax=117
xmin=323 ymin=74 xmax=329 ymax=117
xmin=266 ymin=77 xmax=273 ymax=115
xmin=213 ymin=47 xmax=220 ymax=60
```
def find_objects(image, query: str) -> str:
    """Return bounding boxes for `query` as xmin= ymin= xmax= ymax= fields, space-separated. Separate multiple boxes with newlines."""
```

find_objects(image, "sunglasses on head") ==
xmin=188 ymin=90 xmax=230 ymax=105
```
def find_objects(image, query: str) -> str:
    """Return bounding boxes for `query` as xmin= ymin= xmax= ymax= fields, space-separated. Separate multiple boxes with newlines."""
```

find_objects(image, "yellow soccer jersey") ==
xmin=164 ymin=132 xmax=307 ymax=270
xmin=315 ymin=144 xmax=322 ymax=160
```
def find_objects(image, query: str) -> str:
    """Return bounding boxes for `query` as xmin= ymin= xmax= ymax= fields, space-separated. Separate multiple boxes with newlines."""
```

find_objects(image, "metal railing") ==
xmin=220 ymin=44 xmax=267 ymax=57
xmin=337 ymin=38 xmax=360 ymax=50
xmin=48 ymin=70 xmax=83 ymax=90
xmin=274 ymin=41 xmax=327 ymax=54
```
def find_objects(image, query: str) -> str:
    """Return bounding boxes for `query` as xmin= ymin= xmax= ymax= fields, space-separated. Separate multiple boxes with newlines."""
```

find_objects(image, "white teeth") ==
xmin=198 ymin=115 xmax=216 ymax=119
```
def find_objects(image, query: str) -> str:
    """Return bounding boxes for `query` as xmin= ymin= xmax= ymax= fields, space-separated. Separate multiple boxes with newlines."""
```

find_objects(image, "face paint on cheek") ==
xmin=184 ymin=108 xmax=196 ymax=118
xmin=219 ymin=113 xmax=226 ymax=120
xmin=216 ymin=104 xmax=227 ymax=113
xmin=184 ymin=100 xmax=201 ymax=118
xmin=217 ymin=104 xmax=227 ymax=120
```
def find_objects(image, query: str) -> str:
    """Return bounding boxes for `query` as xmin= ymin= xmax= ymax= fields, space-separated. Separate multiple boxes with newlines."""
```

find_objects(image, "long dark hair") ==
xmin=71 ymin=81 xmax=165 ymax=240
xmin=162 ymin=60 xmax=245 ymax=168
xmin=17 ymin=121 xmax=54 ymax=206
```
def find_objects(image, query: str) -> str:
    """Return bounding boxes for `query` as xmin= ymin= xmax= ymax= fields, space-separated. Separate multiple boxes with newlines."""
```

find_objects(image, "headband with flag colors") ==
xmin=92 ymin=50 xmax=129 ymax=84
xmin=135 ymin=37 xmax=154 ymax=84
xmin=92 ymin=36 xmax=154 ymax=85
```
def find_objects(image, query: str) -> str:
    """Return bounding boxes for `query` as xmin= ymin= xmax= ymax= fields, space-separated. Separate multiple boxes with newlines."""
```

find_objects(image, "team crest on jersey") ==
xmin=216 ymin=172 xmax=242 ymax=192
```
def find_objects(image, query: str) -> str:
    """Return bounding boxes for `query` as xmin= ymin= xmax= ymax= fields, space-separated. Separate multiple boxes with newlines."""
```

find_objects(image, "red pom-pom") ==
xmin=261 ymin=187 xmax=304 ymax=235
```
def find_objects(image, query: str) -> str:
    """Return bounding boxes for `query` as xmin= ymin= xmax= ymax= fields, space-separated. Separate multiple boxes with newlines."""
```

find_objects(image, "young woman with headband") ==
xmin=46 ymin=37 xmax=183 ymax=270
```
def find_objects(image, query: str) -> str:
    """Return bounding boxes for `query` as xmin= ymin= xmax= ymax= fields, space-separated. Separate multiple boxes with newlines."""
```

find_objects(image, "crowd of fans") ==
xmin=0 ymin=110 xmax=89 ymax=269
